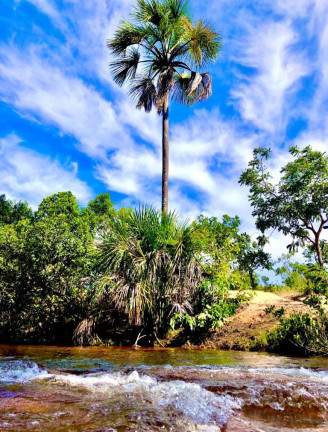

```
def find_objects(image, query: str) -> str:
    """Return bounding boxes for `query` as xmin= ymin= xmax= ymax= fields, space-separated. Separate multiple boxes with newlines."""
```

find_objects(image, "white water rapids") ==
xmin=0 ymin=348 xmax=328 ymax=431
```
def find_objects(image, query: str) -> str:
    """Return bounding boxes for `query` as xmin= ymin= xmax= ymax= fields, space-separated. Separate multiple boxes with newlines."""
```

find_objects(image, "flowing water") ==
xmin=0 ymin=345 xmax=328 ymax=431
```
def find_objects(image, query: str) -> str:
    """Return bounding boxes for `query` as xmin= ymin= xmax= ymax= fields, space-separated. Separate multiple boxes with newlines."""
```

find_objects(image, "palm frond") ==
xmin=107 ymin=21 xmax=149 ymax=55
xmin=96 ymin=206 xmax=203 ymax=334
xmin=191 ymin=72 xmax=212 ymax=100
xmin=108 ymin=0 xmax=220 ymax=115
xmin=173 ymin=71 xmax=212 ymax=105
xmin=134 ymin=0 xmax=166 ymax=26
xmin=109 ymin=48 xmax=141 ymax=86
xmin=129 ymin=76 xmax=158 ymax=112
xmin=165 ymin=0 xmax=191 ymax=21
xmin=183 ymin=20 xmax=222 ymax=66
xmin=187 ymin=71 xmax=203 ymax=94
xmin=172 ymin=73 xmax=192 ymax=105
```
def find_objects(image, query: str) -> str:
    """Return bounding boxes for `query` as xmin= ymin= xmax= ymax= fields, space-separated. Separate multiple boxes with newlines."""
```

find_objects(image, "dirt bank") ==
xmin=198 ymin=290 xmax=315 ymax=351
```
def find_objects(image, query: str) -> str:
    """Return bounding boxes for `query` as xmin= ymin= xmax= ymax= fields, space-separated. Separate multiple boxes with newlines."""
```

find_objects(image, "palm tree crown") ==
xmin=107 ymin=0 xmax=222 ymax=213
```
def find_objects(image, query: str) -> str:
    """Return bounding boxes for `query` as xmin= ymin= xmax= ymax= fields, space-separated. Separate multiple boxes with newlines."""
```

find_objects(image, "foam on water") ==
xmin=40 ymin=370 xmax=241 ymax=427
xmin=2 ymin=357 xmax=328 ymax=430
xmin=219 ymin=366 xmax=328 ymax=382
xmin=133 ymin=365 xmax=328 ymax=413
xmin=144 ymin=364 xmax=328 ymax=381
xmin=0 ymin=360 xmax=47 ymax=383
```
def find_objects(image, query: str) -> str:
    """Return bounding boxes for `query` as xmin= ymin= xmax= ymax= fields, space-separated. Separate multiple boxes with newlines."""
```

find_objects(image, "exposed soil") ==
xmin=195 ymin=290 xmax=316 ymax=351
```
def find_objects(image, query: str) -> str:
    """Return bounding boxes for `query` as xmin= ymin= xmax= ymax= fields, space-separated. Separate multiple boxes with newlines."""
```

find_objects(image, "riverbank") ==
xmin=180 ymin=290 xmax=317 ymax=352
xmin=0 ymin=290 xmax=323 ymax=355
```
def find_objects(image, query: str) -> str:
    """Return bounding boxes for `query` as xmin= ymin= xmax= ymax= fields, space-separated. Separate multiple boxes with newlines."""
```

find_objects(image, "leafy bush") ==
xmin=267 ymin=312 xmax=328 ymax=356
xmin=264 ymin=305 xmax=276 ymax=314
xmin=96 ymin=207 xmax=203 ymax=341
xmin=0 ymin=192 xmax=112 ymax=344
xmin=303 ymin=295 xmax=322 ymax=310
xmin=170 ymin=299 xmax=239 ymax=332
xmin=273 ymin=307 xmax=285 ymax=318
xmin=304 ymin=265 xmax=328 ymax=295
xmin=264 ymin=305 xmax=285 ymax=318
xmin=170 ymin=278 xmax=248 ymax=336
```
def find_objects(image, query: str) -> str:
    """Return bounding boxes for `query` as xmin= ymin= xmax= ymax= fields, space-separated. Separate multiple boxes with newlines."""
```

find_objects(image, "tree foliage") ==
xmin=96 ymin=207 xmax=202 ymax=339
xmin=194 ymin=215 xmax=271 ymax=289
xmin=107 ymin=0 xmax=221 ymax=111
xmin=0 ymin=192 xmax=114 ymax=343
xmin=0 ymin=192 xmax=270 ymax=346
xmin=0 ymin=194 xmax=32 ymax=225
xmin=107 ymin=0 xmax=221 ymax=213
xmin=240 ymin=146 xmax=328 ymax=266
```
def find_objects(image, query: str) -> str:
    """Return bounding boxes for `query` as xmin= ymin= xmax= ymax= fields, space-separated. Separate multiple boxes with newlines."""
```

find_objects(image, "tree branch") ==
xmin=259 ymin=158 xmax=278 ymax=198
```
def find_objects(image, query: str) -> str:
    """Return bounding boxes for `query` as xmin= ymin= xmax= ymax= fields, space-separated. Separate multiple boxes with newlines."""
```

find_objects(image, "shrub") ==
xmin=267 ymin=312 xmax=328 ymax=356
xmin=170 ymin=278 xmax=248 ymax=336
xmin=96 ymin=207 xmax=203 ymax=341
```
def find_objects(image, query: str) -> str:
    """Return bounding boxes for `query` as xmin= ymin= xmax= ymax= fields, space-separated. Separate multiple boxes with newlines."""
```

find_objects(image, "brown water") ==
xmin=0 ymin=345 xmax=328 ymax=432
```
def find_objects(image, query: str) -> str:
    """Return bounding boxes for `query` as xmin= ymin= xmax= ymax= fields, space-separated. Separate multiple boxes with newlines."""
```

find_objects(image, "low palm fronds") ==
xmin=97 ymin=207 xmax=203 ymax=338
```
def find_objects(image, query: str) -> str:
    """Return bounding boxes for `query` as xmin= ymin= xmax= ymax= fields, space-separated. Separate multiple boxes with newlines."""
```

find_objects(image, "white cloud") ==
xmin=2 ymin=0 xmax=328 ymax=265
xmin=0 ymin=46 xmax=133 ymax=159
xmin=22 ymin=0 xmax=134 ymax=83
xmin=96 ymin=145 xmax=160 ymax=196
xmin=0 ymin=134 xmax=92 ymax=208
xmin=231 ymin=20 xmax=309 ymax=134
xmin=18 ymin=0 xmax=60 ymax=20
xmin=273 ymin=0 xmax=312 ymax=17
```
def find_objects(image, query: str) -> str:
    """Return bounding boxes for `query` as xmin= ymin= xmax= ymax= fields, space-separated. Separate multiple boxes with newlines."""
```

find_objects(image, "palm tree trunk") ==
xmin=162 ymin=93 xmax=169 ymax=215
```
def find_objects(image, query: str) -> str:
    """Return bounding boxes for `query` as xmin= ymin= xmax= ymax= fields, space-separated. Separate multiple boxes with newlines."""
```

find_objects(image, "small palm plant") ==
xmin=107 ymin=0 xmax=222 ymax=214
xmin=97 ymin=207 xmax=202 ymax=344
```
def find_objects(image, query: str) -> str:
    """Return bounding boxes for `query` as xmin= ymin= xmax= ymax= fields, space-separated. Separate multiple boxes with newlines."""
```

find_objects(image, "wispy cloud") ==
xmin=19 ymin=0 xmax=60 ymax=20
xmin=231 ymin=19 xmax=309 ymax=134
xmin=0 ymin=46 xmax=132 ymax=159
xmin=1 ymin=0 xmax=328 ymax=261
xmin=0 ymin=134 xmax=91 ymax=208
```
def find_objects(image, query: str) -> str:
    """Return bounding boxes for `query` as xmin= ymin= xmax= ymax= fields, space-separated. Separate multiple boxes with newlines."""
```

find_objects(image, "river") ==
xmin=0 ymin=345 xmax=328 ymax=431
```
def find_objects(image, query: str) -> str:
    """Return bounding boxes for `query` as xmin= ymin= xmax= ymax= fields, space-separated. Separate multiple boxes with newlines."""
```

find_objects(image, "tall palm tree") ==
xmin=107 ymin=0 xmax=221 ymax=214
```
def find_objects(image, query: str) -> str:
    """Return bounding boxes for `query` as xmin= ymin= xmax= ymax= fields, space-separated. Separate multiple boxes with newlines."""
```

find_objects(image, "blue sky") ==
xmin=1 ymin=0 xmax=328 ymax=257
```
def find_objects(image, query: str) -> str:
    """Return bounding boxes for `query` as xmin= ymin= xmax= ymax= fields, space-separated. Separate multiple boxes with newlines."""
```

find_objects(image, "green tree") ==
xmin=0 ymin=194 xmax=32 ymax=225
xmin=240 ymin=146 xmax=328 ymax=266
xmin=35 ymin=191 xmax=80 ymax=219
xmin=83 ymin=193 xmax=116 ymax=236
xmin=97 ymin=207 xmax=202 ymax=342
xmin=0 ymin=192 xmax=96 ymax=344
xmin=87 ymin=193 xmax=114 ymax=216
xmin=107 ymin=0 xmax=221 ymax=214
xmin=274 ymin=253 xmax=309 ymax=292
xmin=195 ymin=215 xmax=270 ymax=289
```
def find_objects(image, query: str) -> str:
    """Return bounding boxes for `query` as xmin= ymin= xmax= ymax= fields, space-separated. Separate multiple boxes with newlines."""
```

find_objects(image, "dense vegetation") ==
xmin=0 ymin=192 xmax=109 ymax=344
xmin=267 ymin=311 xmax=328 ymax=356
xmin=240 ymin=146 xmax=328 ymax=266
xmin=240 ymin=146 xmax=328 ymax=356
xmin=0 ymin=192 xmax=268 ymax=346
xmin=1 ymin=145 xmax=328 ymax=353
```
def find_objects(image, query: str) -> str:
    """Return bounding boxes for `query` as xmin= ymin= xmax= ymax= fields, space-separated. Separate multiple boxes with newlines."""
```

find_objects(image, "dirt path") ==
xmin=203 ymin=290 xmax=314 ymax=350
